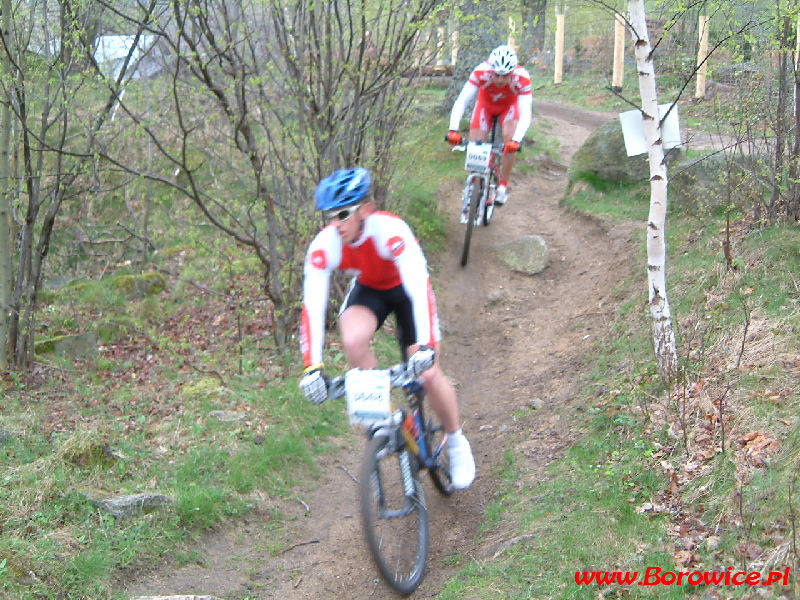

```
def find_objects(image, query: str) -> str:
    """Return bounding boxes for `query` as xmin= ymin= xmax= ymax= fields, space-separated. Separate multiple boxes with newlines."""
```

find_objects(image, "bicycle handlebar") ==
xmin=448 ymin=136 xmax=522 ymax=153
xmin=326 ymin=362 xmax=417 ymax=401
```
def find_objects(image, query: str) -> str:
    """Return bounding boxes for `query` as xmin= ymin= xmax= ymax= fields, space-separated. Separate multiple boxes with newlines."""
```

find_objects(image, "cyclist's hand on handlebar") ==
xmin=300 ymin=365 xmax=329 ymax=405
xmin=503 ymin=140 xmax=521 ymax=154
xmin=446 ymin=130 xmax=462 ymax=146
xmin=408 ymin=346 xmax=435 ymax=377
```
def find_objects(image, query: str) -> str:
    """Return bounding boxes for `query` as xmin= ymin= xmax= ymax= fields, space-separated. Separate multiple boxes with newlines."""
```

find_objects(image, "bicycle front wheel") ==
xmin=425 ymin=417 xmax=455 ymax=496
xmin=360 ymin=434 xmax=429 ymax=595
xmin=461 ymin=177 xmax=482 ymax=267
xmin=484 ymin=167 xmax=499 ymax=226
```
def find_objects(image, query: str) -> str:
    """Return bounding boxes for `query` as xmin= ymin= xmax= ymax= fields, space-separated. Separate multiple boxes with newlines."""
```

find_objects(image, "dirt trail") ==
xmin=123 ymin=102 xmax=639 ymax=600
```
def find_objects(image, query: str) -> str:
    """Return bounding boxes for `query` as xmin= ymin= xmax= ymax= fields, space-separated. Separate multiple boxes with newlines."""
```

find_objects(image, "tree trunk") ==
xmin=792 ymin=14 xmax=800 ymax=220
xmin=628 ymin=0 xmax=679 ymax=381
xmin=0 ymin=0 xmax=11 ymax=370
xmin=520 ymin=0 xmax=547 ymax=62
xmin=443 ymin=0 xmax=507 ymax=109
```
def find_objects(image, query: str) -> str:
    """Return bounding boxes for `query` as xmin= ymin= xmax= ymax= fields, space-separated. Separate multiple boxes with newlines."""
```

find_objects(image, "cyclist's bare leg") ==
xmin=500 ymin=117 xmax=518 ymax=185
xmin=339 ymin=305 xmax=380 ymax=369
xmin=469 ymin=128 xmax=488 ymax=142
xmin=407 ymin=342 xmax=460 ymax=433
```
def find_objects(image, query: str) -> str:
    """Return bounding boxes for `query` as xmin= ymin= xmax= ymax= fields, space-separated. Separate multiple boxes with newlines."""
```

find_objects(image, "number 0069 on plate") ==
xmin=345 ymin=368 xmax=391 ymax=425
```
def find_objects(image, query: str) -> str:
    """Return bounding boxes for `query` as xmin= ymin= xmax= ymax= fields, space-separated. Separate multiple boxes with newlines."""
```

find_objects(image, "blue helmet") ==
xmin=314 ymin=167 xmax=371 ymax=211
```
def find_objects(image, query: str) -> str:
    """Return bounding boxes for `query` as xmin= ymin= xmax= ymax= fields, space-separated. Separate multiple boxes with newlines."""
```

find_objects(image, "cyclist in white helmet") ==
xmin=446 ymin=44 xmax=533 ymax=212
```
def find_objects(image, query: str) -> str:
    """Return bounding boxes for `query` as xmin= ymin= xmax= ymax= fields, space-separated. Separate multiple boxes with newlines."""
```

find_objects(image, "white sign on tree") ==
xmin=619 ymin=104 xmax=682 ymax=157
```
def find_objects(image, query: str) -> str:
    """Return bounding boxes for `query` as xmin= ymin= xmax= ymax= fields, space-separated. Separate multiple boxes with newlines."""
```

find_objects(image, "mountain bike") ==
xmin=449 ymin=116 xmax=503 ymax=267
xmin=326 ymin=352 xmax=454 ymax=595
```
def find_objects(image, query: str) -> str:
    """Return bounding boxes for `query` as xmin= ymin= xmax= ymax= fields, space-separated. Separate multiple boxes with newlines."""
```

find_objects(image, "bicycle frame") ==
xmin=453 ymin=117 xmax=503 ymax=266
xmin=392 ymin=381 xmax=447 ymax=471
xmin=327 ymin=363 xmax=449 ymax=479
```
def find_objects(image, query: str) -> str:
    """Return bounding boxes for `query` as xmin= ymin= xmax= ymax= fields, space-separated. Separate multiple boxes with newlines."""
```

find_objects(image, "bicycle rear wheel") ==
xmin=460 ymin=177 xmax=482 ymax=267
xmin=360 ymin=434 xmax=429 ymax=595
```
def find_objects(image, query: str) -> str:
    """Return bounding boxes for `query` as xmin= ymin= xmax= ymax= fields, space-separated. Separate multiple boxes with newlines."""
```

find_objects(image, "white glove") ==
xmin=408 ymin=346 xmax=435 ymax=378
xmin=300 ymin=368 xmax=328 ymax=405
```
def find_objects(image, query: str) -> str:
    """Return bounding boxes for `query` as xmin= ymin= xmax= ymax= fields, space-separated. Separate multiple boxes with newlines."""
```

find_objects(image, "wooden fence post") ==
xmin=612 ymin=12 xmax=626 ymax=92
xmin=554 ymin=6 xmax=565 ymax=84
xmin=695 ymin=14 xmax=710 ymax=99
xmin=436 ymin=26 xmax=445 ymax=65
xmin=795 ymin=15 xmax=800 ymax=113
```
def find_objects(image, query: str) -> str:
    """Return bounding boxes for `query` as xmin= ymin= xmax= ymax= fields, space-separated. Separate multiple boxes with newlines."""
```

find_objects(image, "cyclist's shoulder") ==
xmin=306 ymin=225 xmax=342 ymax=264
xmin=365 ymin=211 xmax=413 ymax=235
xmin=512 ymin=65 xmax=533 ymax=83
xmin=469 ymin=62 xmax=493 ymax=83
xmin=364 ymin=212 xmax=420 ymax=254
xmin=309 ymin=223 xmax=340 ymax=246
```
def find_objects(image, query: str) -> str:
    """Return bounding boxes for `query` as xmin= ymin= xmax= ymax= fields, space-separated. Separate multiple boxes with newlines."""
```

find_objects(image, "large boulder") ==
xmin=494 ymin=235 xmax=549 ymax=275
xmin=34 ymin=331 xmax=97 ymax=358
xmin=568 ymin=119 xmax=682 ymax=188
xmin=112 ymin=271 xmax=167 ymax=299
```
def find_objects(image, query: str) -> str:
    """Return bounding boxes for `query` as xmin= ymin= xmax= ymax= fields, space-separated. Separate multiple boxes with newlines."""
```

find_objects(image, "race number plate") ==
xmin=345 ymin=368 xmax=391 ymax=425
xmin=464 ymin=142 xmax=491 ymax=172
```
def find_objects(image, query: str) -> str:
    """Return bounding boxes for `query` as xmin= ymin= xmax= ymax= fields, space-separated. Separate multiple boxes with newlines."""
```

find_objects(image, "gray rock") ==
xmin=89 ymin=493 xmax=174 ymax=519
xmin=494 ymin=235 xmax=549 ymax=275
xmin=568 ymin=120 xmax=682 ymax=187
xmin=34 ymin=331 xmax=97 ymax=358
xmin=487 ymin=288 xmax=506 ymax=304
xmin=208 ymin=410 xmax=246 ymax=422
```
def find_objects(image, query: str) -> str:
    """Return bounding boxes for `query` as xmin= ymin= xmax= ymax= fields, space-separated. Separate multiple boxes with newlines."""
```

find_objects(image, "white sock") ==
xmin=447 ymin=429 xmax=466 ymax=447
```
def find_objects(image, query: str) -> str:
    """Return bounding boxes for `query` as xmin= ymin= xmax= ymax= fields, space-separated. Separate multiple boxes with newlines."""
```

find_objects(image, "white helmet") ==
xmin=488 ymin=45 xmax=518 ymax=75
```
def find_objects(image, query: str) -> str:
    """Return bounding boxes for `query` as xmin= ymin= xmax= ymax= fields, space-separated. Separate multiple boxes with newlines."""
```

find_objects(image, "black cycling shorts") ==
xmin=342 ymin=282 xmax=416 ymax=357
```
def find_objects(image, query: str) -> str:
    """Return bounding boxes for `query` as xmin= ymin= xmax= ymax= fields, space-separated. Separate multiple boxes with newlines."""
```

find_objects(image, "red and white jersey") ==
xmin=449 ymin=62 xmax=533 ymax=142
xmin=469 ymin=61 xmax=532 ymax=107
xmin=300 ymin=211 xmax=440 ymax=368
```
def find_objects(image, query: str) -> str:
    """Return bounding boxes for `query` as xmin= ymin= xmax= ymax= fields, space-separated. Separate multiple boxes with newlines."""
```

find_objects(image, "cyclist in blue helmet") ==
xmin=299 ymin=167 xmax=476 ymax=490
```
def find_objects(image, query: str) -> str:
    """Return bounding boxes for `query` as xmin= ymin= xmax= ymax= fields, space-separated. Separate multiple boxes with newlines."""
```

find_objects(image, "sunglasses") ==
xmin=324 ymin=204 xmax=361 ymax=222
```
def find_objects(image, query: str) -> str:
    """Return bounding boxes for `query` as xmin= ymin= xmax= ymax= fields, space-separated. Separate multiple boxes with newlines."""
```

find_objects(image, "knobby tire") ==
xmin=360 ymin=434 xmax=429 ymax=595
xmin=460 ymin=178 xmax=482 ymax=267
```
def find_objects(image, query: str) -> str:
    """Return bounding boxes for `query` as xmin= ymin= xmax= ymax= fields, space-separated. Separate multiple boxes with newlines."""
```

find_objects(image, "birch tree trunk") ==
xmin=628 ymin=0 xmax=679 ymax=380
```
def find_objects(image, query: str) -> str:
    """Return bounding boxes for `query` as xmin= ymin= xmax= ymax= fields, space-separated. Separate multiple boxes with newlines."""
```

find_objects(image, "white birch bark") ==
xmin=628 ymin=0 xmax=679 ymax=380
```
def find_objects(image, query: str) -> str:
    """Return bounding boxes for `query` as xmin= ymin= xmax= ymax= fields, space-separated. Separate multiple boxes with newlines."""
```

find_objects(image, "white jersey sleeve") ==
xmin=512 ymin=92 xmax=533 ymax=143
xmin=300 ymin=226 xmax=342 ymax=367
xmin=449 ymin=80 xmax=479 ymax=132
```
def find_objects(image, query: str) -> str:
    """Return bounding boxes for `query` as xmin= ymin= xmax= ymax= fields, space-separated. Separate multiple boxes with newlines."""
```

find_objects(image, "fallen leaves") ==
xmin=736 ymin=430 xmax=781 ymax=468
